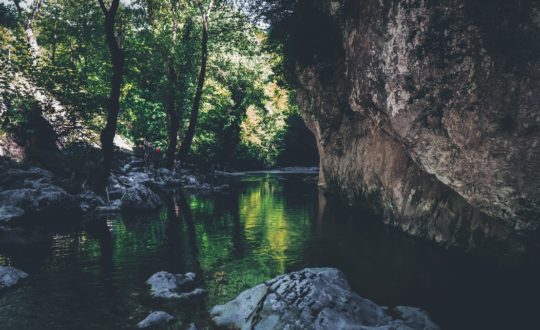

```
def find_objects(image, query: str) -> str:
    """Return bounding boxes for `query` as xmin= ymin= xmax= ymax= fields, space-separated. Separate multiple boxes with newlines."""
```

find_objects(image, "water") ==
xmin=0 ymin=173 xmax=538 ymax=329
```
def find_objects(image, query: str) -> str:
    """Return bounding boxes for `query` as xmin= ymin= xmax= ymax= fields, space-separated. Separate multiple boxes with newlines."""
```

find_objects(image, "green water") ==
xmin=0 ymin=173 xmax=538 ymax=329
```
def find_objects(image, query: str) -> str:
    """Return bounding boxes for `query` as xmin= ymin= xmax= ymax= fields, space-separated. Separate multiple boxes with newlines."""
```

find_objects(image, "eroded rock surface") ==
xmin=292 ymin=0 xmax=540 ymax=256
xmin=211 ymin=268 xmax=439 ymax=330
xmin=146 ymin=271 xmax=207 ymax=300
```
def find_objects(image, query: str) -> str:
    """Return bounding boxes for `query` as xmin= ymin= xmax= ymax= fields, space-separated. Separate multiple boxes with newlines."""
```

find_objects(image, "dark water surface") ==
xmin=0 ymin=173 xmax=538 ymax=329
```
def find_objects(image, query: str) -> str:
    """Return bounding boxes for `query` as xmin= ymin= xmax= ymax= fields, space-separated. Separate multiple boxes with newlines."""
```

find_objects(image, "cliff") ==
xmin=293 ymin=0 xmax=540 ymax=257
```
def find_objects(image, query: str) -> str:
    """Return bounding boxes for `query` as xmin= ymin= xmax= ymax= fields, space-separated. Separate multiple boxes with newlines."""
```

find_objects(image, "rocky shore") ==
xmin=211 ymin=268 xmax=439 ymax=330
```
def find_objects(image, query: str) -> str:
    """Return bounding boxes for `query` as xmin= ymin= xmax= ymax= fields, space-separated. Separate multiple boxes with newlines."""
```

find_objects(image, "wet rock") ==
xmin=137 ymin=311 xmax=175 ymax=329
xmin=0 ymin=266 xmax=28 ymax=290
xmin=0 ymin=206 xmax=25 ymax=223
xmin=210 ymin=268 xmax=439 ymax=330
xmin=146 ymin=271 xmax=207 ymax=300
xmin=121 ymin=185 xmax=162 ymax=212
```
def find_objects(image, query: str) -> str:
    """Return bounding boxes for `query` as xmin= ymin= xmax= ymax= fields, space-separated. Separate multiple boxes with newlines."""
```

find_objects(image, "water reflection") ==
xmin=0 ymin=173 xmax=538 ymax=329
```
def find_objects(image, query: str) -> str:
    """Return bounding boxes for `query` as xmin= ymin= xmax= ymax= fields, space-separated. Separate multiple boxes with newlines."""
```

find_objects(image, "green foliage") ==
xmin=1 ymin=0 xmax=315 ymax=170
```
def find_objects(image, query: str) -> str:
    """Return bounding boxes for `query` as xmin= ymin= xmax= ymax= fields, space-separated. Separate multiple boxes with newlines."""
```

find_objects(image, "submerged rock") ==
xmin=120 ymin=185 xmax=162 ymax=212
xmin=0 ymin=266 xmax=28 ymax=290
xmin=146 ymin=271 xmax=207 ymax=300
xmin=210 ymin=268 xmax=439 ymax=330
xmin=137 ymin=311 xmax=175 ymax=329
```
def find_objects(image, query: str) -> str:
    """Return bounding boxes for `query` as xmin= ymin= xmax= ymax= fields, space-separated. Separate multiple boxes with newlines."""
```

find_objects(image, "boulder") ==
xmin=210 ymin=268 xmax=439 ymax=330
xmin=120 ymin=185 xmax=162 ymax=212
xmin=137 ymin=311 xmax=175 ymax=329
xmin=0 ymin=184 xmax=80 ymax=220
xmin=95 ymin=200 xmax=122 ymax=213
xmin=0 ymin=206 xmax=25 ymax=223
xmin=0 ymin=266 xmax=28 ymax=289
xmin=146 ymin=271 xmax=207 ymax=300
xmin=79 ymin=190 xmax=106 ymax=213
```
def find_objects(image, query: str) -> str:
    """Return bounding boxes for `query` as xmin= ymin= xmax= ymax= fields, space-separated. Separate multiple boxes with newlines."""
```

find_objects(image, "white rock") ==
xmin=210 ymin=268 xmax=439 ymax=330
xmin=146 ymin=271 xmax=207 ymax=300
xmin=0 ymin=206 xmax=25 ymax=222
xmin=137 ymin=311 xmax=175 ymax=328
xmin=0 ymin=266 xmax=28 ymax=289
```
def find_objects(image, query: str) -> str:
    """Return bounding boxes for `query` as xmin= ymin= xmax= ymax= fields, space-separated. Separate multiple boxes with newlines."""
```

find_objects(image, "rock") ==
xmin=210 ymin=268 xmax=439 ymax=330
xmin=120 ymin=185 xmax=162 ymax=212
xmin=291 ymin=0 xmax=540 ymax=256
xmin=0 ymin=266 xmax=28 ymax=289
xmin=95 ymin=200 xmax=122 ymax=213
xmin=146 ymin=271 xmax=207 ymax=300
xmin=0 ymin=184 xmax=80 ymax=220
xmin=0 ymin=206 xmax=25 ymax=223
xmin=137 ymin=311 xmax=175 ymax=329
xmin=79 ymin=190 xmax=106 ymax=213
xmin=182 ymin=175 xmax=200 ymax=187
xmin=186 ymin=323 xmax=197 ymax=330
xmin=0 ymin=168 xmax=53 ymax=190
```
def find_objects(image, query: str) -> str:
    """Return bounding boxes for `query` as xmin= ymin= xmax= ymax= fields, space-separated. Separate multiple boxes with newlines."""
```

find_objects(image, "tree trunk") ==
xmin=12 ymin=0 xmax=43 ymax=59
xmin=165 ymin=57 xmax=179 ymax=169
xmin=165 ymin=19 xmax=193 ymax=168
xmin=178 ymin=15 xmax=209 ymax=162
xmin=98 ymin=0 xmax=124 ymax=177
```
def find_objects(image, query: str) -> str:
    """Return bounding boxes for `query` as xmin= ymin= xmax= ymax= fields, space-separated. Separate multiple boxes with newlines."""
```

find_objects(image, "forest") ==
xmin=1 ymin=0 xmax=539 ymax=329
xmin=0 ymin=0 xmax=317 ymax=180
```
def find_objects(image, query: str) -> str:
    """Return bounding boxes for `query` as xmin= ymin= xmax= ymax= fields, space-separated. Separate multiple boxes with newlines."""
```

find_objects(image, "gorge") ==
xmin=283 ymin=0 xmax=540 ymax=259
xmin=1 ymin=0 xmax=540 ymax=329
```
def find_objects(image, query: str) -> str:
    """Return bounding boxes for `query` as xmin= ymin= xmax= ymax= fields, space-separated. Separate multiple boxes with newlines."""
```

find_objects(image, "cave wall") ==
xmin=295 ymin=0 xmax=540 ymax=256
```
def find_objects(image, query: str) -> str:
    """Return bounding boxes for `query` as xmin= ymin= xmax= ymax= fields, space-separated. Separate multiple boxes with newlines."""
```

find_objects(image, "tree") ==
xmin=177 ymin=0 xmax=215 ymax=161
xmin=97 ymin=0 xmax=124 ymax=178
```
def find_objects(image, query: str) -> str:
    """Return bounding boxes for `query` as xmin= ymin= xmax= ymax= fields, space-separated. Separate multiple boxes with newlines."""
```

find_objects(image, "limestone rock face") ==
xmin=294 ymin=0 xmax=540 ymax=255
xmin=210 ymin=268 xmax=439 ymax=330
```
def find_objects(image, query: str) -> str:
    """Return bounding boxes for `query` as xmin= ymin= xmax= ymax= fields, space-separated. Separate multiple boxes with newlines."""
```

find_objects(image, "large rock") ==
xmin=120 ymin=185 xmax=162 ymax=212
xmin=0 ymin=206 xmax=25 ymax=223
xmin=210 ymin=268 xmax=439 ymax=330
xmin=146 ymin=271 xmax=207 ymax=300
xmin=0 ymin=184 xmax=80 ymax=220
xmin=137 ymin=311 xmax=175 ymax=329
xmin=289 ymin=0 xmax=540 ymax=256
xmin=0 ymin=266 xmax=28 ymax=289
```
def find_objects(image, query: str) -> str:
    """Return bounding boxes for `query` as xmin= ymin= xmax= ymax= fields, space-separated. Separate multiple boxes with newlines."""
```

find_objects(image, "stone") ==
xmin=95 ymin=200 xmax=122 ymax=213
xmin=146 ymin=271 xmax=207 ymax=300
xmin=137 ymin=311 xmax=175 ymax=329
xmin=120 ymin=185 xmax=162 ymax=212
xmin=292 ymin=0 xmax=540 ymax=256
xmin=0 ymin=206 xmax=25 ymax=223
xmin=0 ymin=266 xmax=28 ymax=289
xmin=210 ymin=268 xmax=439 ymax=330
xmin=0 ymin=184 xmax=80 ymax=220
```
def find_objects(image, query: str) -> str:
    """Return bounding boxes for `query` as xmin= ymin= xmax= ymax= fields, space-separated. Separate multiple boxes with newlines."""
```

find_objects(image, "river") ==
xmin=0 ymin=172 xmax=538 ymax=329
